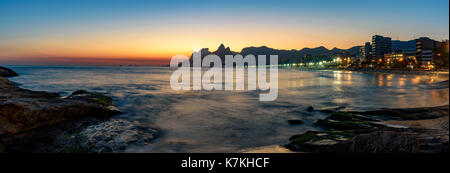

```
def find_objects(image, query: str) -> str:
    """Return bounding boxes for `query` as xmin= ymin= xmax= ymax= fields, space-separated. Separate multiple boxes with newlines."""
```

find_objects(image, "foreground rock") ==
xmin=0 ymin=73 xmax=147 ymax=152
xmin=0 ymin=66 xmax=18 ymax=77
xmin=288 ymin=120 xmax=304 ymax=125
xmin=286 ymin=105 xmax=449 ymax=153
xmin=0 ymin=80 xmax=122 ymax=136
xmin=26 ymin=119 xmax=159 ymax=153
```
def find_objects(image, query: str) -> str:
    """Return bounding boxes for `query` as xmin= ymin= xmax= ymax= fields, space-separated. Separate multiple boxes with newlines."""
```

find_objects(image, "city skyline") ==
xmin=0 ymin=0 xmax=449 ymax=65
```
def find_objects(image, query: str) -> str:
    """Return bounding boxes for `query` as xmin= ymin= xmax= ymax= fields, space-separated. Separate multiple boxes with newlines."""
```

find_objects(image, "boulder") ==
xmin=286 ymin=105 xmax=449 ymax=153
xmin=286 ymin=131 xmax=352 ymax=153
xmin=69 ymin=90 xmax=114 ymax=107
xmin=0 ymin=66 xmax=18 ymax=77
xmin=0 ymin=76 xmax=125 ymax=152
xmin=70 ymin=119 xmax=159 ymax=153
xmin=349 ymin=130 xmax=419 ymax=153
xmin=315 ymin=112 xmax=384 ymax=131
xmin=288 ymin=120 xmax=303 ymax=125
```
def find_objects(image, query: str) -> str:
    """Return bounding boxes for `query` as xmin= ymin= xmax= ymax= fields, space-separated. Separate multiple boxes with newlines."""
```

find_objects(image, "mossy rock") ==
xmin=288 ymin=131 xmax=352 ymax=144
xmin=286 ymin=131 xmax=353 ymax=152
xmin=316 ymin=119 xmax=383 ymax=131
xmin=328 ymin=112 xmax=379 ymax=122
xmin=89 ymin=94 xmax=113 ymax=107
xmin=70 ymin=90 xmax=113 ymax=107
xmin=315 ymin=111 xmax=385 ymax=131
xmin=289 ymin=132 xmax=322 ymax=143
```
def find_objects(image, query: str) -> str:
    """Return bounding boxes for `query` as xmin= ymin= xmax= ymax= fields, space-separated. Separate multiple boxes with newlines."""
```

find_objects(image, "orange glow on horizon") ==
xmin=0 ymin=22 xmax=370 ymax=62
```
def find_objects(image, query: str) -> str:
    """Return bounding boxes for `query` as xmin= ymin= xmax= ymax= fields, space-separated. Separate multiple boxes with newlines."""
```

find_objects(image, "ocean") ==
xmin=6 ymin=66 xmax=449 ymax=152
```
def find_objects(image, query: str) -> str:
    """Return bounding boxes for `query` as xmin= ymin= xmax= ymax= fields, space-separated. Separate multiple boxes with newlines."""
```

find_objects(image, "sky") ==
xmin=0 ymin=0 xmax=449 ymax=65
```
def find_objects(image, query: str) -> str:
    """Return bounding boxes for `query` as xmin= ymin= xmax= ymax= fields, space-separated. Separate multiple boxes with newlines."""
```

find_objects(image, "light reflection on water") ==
xmin=6 ymin=66 xmax=449 ymax=152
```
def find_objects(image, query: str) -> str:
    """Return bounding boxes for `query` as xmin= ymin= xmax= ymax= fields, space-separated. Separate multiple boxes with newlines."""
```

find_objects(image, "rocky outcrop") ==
xmin=17 ymin=119 xmax=160 ymax=153
xmin=0 ymin=66 xmax=18 ymax=77
xmin=0 ymin=79 xmax=122 ymax=137
xmin=0 ymin=72 xmax=130 ymax=152
xmin=67 ymin=119 xmax=159 ymax=153
xmin=286 ymin=105 xmax=449 ymax=153
xmin=189 ymin=44 xmax=239 ymax=67
xmin=348 ymin=130 xmax=419 ymax=153
xmin=288 ymin=120 xmax=304 ymax=125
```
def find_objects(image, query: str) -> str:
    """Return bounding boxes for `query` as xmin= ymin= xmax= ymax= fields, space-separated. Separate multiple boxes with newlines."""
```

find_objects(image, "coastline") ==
xmin=338 ymin=67 xmax=449 ymax=76
xmin=283 ymin=66 xmax=450 ymax=76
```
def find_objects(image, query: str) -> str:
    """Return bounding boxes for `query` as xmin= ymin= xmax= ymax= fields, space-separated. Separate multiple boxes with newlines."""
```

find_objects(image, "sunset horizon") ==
xmin=1 ymin=0 xmax=449 ymax=65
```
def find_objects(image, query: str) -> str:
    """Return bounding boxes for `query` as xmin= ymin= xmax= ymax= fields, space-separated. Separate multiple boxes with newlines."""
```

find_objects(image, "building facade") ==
xmin=371 ymin=35 xmax=392 ymax=62
xmin=416 ymin=37 xmax=442 ymax=66
xmin=384 ymin=50 xmax=416 ymax=63
xmin=359 ymin=42 xmax=372 ymax=62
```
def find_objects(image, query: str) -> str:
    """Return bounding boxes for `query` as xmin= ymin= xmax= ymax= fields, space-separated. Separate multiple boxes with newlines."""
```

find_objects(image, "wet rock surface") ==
xmin=0 ymin=68 xmax=157 ymax=152
xmin=0 ymin=80 xmax=122 ymax=136
xmin=74 ymin=119 xmax=159 ymax=153
xmin=34 ymin=119 xmax=160 ymax=153
xmin=286 ymin=105 xmax=449 ymax=153
xmin=288 ymin=120 xmax=304 ymax=125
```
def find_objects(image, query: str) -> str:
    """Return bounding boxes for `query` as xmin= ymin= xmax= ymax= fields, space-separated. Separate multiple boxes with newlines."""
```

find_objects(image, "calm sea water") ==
xmin=5 ymin=66 xmax=449 ymax=152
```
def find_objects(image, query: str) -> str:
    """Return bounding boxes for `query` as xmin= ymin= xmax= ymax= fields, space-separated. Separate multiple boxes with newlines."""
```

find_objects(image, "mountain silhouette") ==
xmin=392 ymin=40 xmax=416 ymax=52
xmin=190 ymin=44 xmax=362 ymax=66
xmin=189 ymin=44 xmax=238 ymax=66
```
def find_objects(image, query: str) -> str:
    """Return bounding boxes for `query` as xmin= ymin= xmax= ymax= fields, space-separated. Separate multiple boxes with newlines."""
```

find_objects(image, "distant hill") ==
xmin=392 ymin=40 xmax=416 ymax=52
xmin=190 ymin=44 xmax=363 ymax=65
xmin=346 ymin=46 xmax=363 ymax=55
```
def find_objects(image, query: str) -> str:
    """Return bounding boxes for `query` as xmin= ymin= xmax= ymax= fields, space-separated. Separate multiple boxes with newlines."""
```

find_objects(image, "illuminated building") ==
xmin=416 ymin=37 xmax=442 ymax=66
xmin=372 ymin=35 xmax=392 ymax=61
xmin=359 ymin=42 xmax=372 ymax=62
xmin=383 ymin=50 xmax=416 ymax=63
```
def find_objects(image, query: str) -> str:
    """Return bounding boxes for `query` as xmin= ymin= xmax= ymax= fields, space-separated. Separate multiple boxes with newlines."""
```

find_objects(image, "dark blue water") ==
xmin=5 ymin=66 xmax=449 ymax=152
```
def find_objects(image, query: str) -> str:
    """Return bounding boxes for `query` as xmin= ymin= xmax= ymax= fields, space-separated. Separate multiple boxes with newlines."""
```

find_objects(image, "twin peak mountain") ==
xmin=189 ymin=44 xmax=361 ymax=65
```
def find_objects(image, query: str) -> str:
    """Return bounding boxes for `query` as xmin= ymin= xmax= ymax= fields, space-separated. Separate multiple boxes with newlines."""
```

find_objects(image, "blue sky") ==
xmin=0 ymin=0 xmax=448 ymax=64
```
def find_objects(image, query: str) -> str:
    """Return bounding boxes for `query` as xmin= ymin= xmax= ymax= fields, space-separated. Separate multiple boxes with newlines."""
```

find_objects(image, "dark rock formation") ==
xmin=288 ymin=120 xmax=303 ymax=125
xmin=315 ymin=112 xmax=383 ymax=130
xmin=0 ymin=66 xmax=18 ymax=77
xmin=71 ymin=119 xmax=159 ymax=152
xmin=71 ymin=90 xmax=88 ymax=95
xmin=26 ymin=119 xmax=160 ymax=153
xmin=189 ymin=44 xmax=238 ymax=67
xmin=0 ymin=76 xmax=133 ymax=152
xmin=286 ymin=131 xmax=352 ymax=153
xmin=0 ymin=78 xmax=122 ymax=136
xmin=286 ymin=105 xmax=449 ymax=153
xmin=348 ymin=106 xmax=449 ymax=120
xmin=349 ymin=130 xmax=419 ymax=153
